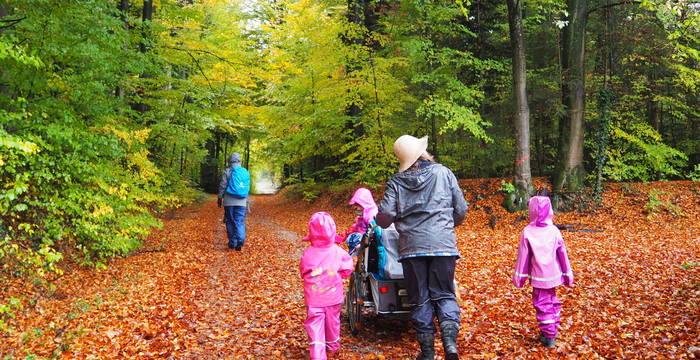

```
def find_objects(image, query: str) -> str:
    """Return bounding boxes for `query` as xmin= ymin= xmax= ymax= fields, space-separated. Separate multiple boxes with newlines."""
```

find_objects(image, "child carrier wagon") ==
xmin=345 ymin=223 xmax=410 ymax=334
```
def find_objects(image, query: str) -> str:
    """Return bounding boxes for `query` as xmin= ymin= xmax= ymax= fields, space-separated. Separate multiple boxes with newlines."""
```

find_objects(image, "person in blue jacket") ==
xmin=217 ymin=152 xmax=251 ymax=251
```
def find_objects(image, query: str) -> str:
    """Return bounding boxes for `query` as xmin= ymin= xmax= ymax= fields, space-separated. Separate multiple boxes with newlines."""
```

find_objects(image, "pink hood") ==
xmin=529 ymin=196 xmax=554 ymax=227
xmin=349 ymin=188 xmax=378 ymax=225
xmin=303 ymin=211 xmax=343 ymax=246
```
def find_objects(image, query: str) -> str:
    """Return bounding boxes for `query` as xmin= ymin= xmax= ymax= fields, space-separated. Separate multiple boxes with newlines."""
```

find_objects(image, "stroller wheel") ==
xmin=346 ymin=272 xmax=363 ymax=335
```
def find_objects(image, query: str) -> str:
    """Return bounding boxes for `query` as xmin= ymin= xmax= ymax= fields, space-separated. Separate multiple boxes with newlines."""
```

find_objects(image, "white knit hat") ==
xmin=393 ymin=135 xmax=428 ymax=172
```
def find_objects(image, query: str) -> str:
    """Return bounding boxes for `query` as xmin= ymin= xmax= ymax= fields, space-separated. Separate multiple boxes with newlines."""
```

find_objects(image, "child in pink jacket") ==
xmin=344 ymin=187 xmax=379 ymax=236
xmin=513 ymin=195 xmax=574 ymax=348
xmin=300 ymin=212 xmax=354 ymax=360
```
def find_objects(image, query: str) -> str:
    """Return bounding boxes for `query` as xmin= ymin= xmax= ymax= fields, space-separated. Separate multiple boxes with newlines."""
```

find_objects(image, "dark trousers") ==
xmin=401 ymin=256 xmax=461 ymax=334
xmin=224 ymin=206 xmax=246 ymax=248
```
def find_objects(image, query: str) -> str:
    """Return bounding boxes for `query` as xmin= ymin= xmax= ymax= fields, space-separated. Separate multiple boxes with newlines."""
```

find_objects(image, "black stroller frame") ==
xmin=345 ymin=225 xmax=411 ymax=335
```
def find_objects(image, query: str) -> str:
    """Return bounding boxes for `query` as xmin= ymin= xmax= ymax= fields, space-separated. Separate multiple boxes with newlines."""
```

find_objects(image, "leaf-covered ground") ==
xmin=1 ymin=180 xmax=698 ymax=359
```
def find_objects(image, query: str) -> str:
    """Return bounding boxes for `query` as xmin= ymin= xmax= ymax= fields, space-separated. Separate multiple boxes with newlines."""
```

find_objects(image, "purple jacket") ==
xmin=513 ymin=196 xmax=574 ymax=289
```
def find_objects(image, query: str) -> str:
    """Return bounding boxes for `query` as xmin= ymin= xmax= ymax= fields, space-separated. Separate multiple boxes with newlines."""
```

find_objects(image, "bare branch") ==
xmin=0 ymin=17 xmax=25 ymax=30
xmin=161 ymin=46 xmax=246 ymax=67
xmin=184 ymin=50 xmax=214 ymax=91
xmin=587 ymin=0 xmax=641 ymax=16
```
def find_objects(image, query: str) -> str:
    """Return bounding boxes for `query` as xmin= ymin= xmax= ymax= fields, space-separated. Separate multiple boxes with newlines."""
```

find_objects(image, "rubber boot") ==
xmin=440 ymin=321 xmax=460 ymax=360
xmin=415 ymin=332 xmax=435 ymax=360
xmin=539 ymin=333 xmax=556 ymax=348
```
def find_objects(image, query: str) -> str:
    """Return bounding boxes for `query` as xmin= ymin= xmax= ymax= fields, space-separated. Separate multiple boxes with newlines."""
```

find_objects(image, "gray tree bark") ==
xmin=505 ymin=0 xmax=534 ymax=211
xmin=554 ymin=0 xmax=588 ymax=196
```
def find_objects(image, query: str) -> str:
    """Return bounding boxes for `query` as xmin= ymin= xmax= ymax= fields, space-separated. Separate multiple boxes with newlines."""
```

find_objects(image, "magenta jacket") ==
xmin=513 ymin=196 xmax=574 ymax=289
xmin=300 ymin=212 xmax=354 ymax=307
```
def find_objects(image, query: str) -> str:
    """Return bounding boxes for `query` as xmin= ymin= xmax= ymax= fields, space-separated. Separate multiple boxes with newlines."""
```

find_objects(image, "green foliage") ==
xmin=689 ymin=164 xmax=700 ymax=182
xmin=284 ymin=180 xmax=322 ymax=203
xmin=258 ymin=0 xmax=410 ymax=185
xmin=259 ymin=0 xmax=500 ymax=184
xmin=0 ymin=0 xmax=256 ymax=331
xmin=385 ymin=0 xmax=497 ymax=143
xmin=499 ymin=180 xmax=516 ymax=194
xmin=688 ymin=164 xmax=700 ymax=182
xmin=605 ymin=122 xmax=687 ymax=181
xmin=644 ymin=188 xmax=685 ymax=220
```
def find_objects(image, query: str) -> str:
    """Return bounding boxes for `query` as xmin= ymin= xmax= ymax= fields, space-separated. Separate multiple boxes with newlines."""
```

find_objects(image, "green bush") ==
xmin=689 ymin=164 xmax=700 ymax=182
xmin=605 ymin=123 xmax=687 ymax=181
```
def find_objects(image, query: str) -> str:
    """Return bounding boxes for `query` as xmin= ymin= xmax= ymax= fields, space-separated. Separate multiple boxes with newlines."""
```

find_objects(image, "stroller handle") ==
xmin=348 ymin=224 xmax=380 ymax=257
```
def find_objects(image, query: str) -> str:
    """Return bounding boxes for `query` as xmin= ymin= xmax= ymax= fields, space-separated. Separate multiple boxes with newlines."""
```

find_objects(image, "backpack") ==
xmin=225 ymin=167 xmax=250 ymax=198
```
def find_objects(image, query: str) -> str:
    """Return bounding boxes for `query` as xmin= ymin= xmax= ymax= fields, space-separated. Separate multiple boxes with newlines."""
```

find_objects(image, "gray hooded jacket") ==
xmin=218 ymin=153 xmax=249 ymax=207
xmin=376 ymin=162 xmax=467 ymax=259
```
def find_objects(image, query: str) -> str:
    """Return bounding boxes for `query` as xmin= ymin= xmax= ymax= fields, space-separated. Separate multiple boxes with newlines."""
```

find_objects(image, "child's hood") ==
xmin=303 ymin=211 xmax=342 ymax=247
xmin=528 ymin=196 xmax=554 ymax=227
xmin=349 ymin=187 xmax=378 ymax=224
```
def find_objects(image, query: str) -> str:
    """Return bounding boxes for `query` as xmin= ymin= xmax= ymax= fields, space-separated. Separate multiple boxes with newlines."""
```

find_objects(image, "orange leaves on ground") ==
xmin=1 ymin=179 xmax=698 ymax=359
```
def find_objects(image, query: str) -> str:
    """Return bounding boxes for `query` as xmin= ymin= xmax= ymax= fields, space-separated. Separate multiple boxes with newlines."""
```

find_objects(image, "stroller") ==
xmin=345 ymin=223 xmax=411 ymax=334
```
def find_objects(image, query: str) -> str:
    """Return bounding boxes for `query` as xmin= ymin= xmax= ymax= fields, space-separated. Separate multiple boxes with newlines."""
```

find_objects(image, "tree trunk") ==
xmin=179 ymin=148 xmax=185 ymax=175
xmin=114 ymin=0 xmax=129 ymax=99
xmin=140 ymin=0 xmax=154 ymax=53
xmin=244 ymin=132 xmax=251 ymax=170
xmin=430 ymin=117 xmax=438 ymax=159
xmin=535 ymin=114 xmax=543 ymax=176
xmin=505 ymin=0 xmax=534 ymax=212
xmin=0 ymin=2 xmax=9 ymax=97
xmin=344 ymin=0 xmax=367 ymax=139
xmin=200 ymin=135 xmax=219 ymax=193
xmin=554 ymin=0 xmax=588 ymax=196
xmin=132 ymin=0 xmax=154 ymax=113
xmin=118 ymin=0 xmax=129 ymax=22
xmin=222 ymin=135 xmax=229 ymax=170
xmin=647 ymin=71 xmax=661 ymax=132
xmin=0 ymin=1 xmax=9 ymax=34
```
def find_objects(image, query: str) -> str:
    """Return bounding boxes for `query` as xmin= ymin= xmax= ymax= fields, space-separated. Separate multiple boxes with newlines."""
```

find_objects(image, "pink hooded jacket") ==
xmin=345 ymin=188 xmax=379 ymax=235
xmin=513 ymin=196 xmax=574 ymax=289
xmin=300 ymin=212 xmax=354 ymax=307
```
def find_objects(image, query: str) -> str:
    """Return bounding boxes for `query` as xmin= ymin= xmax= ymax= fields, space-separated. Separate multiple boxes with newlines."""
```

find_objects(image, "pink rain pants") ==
xmin=304 ymin=304 xmax=341 ymax=360
xmin=532 ymin=287 xmax=561 ymax=338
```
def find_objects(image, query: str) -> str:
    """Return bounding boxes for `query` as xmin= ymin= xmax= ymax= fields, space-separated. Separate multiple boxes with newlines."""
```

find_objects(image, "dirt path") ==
xmin=180 ymin=202 xmax=311 ymax=359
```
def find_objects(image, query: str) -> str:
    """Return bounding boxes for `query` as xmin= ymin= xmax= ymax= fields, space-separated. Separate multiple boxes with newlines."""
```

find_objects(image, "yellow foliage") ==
xmin=90 ymin=204 xmax=114 ymax=218
xmin=102 ymin=126 xmax=152 ymax=147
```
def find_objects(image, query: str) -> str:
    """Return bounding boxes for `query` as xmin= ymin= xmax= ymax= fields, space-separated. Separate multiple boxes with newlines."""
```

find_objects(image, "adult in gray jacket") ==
xmin=376 ymin=135 xmax=468 ymax=360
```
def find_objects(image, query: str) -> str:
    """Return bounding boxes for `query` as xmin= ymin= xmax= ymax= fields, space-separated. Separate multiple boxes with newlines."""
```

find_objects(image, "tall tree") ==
xmin=345 ymin=0 xmax=369 ymax=138
xmin=140 ymin=0 xmax=153 ymax=53
xmin=553 ymin=0 xmax=588 ymax=195
xmin=505 ymin=0 xmax=533 ymax=211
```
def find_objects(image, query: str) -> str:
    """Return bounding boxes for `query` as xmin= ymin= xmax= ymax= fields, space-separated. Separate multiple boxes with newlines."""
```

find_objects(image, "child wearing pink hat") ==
xmin=300 ymin=212 xmax=354 ymax=360
xmin=513 ymin=195 xmax=574 ymax=348
xmin=344 ymin=187 xmax=378 ymax=235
